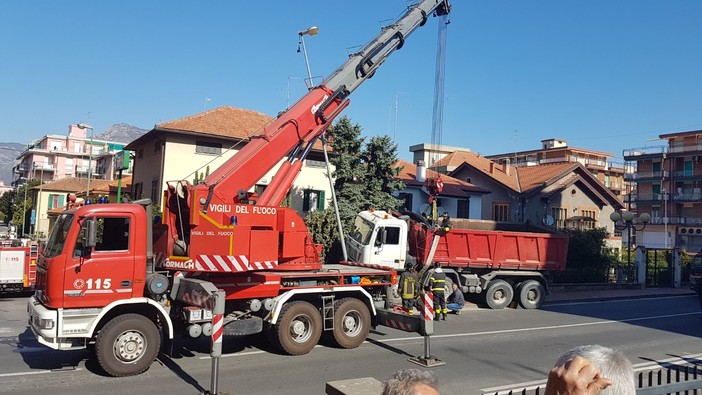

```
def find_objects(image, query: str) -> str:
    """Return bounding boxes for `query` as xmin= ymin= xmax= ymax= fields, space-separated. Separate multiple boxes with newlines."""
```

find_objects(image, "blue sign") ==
xmin=30 ymin=209 xmax=36 ymax=225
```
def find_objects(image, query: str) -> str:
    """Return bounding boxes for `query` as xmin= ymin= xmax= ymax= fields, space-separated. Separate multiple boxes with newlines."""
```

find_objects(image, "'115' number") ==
xmin=87 ymin=278 xmax=112 ymax=289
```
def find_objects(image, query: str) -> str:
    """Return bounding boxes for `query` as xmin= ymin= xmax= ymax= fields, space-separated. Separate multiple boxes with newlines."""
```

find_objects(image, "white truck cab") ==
xmin=347 ymin=210 xmax=407 ymax=269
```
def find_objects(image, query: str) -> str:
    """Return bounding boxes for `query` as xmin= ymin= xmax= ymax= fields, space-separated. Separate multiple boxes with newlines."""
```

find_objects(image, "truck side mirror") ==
xmin=85 ymin=218 xmax=97 ymax=248
xmin=375 ymin=228 xmax=387 ymax=247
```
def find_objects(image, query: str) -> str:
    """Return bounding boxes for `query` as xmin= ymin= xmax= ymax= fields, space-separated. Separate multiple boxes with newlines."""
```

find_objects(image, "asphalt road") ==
xmin=1 ymin=293 xmax=701 ymax=394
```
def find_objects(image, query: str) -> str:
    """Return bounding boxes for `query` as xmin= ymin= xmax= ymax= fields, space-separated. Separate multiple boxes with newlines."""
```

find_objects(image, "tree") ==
xmin=363 ymin=135 xmax=404 ymax=211
xmin=306 ymin=116 xmax=405 ymax=262
xmin=0 ymin=190 xmax=15 ymax=224
xmin=11 ymin=180 xmax=41 ymax=235
xmin=555 ymin=228 xmax=619 ymax=283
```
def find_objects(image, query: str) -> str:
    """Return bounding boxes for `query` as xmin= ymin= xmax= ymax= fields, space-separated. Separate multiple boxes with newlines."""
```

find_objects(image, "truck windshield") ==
xmin=43 ymin=213 xmax=75 ymax=258
xmin=350 ymin=216 xmax=374 ymax=245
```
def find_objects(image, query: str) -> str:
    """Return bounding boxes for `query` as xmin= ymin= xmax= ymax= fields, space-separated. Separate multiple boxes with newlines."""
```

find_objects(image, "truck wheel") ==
xmin=517 ymin=280 xmax=545 ymax=309
xmin=95 ymin=314 xmax=161 ymax=377
xmin=484 ymin=280 xmax=513 ymax=309
xmin=271 ymin=301 xmax=322 ymax=355
xmin=329 ymin=298 xmax=370 ymax=349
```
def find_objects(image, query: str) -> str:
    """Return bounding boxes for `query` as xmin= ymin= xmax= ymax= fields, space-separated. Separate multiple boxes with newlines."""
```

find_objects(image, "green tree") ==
xmin=0 ymin=190 xmax=15 ymax=224
xmin=12 ymin=180 xmax=41 ymax=235
xmin=555 ymin=228 xmax=618 ymax=283
xmin=306 ymin=116 xmax=405 ymax=263
xmin=363 ymin=135 xmax=404 ymax=211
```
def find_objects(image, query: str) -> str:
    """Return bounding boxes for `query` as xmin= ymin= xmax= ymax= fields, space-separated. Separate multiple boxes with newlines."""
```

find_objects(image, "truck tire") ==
xmin=271 ymin=301 xmax=322 ymax=355
xmin=517 ymin=280 xmax=545 ymax=309
xmin=484 ymin=280 xmax=513 ymax=310
xmin=329 ymin=298 xmax=371 ymax=349
xmin=95 ymin=314 xmax=161 ymax=377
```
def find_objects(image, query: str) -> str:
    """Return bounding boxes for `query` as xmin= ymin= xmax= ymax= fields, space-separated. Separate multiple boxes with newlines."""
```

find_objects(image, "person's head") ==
xmin=451 ymin=282 xmax=458 ymax=291
xmin=433 ymin=261 xmax=441 ymax=269
xmin=554 ymin=345 xmax=635 ymax=395
xmin=382 ymin=369 xmax=439 ymax=395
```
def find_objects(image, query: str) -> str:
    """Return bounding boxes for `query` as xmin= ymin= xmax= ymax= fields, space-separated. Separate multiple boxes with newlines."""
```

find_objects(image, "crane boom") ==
xmin=160 ymin=0 xmax=451 ymax=274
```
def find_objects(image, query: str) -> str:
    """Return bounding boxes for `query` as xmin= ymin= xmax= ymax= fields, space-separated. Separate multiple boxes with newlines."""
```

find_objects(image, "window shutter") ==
xmin=318 ymin=190 xmax=325 ymax=210
xmin=47 ymin=194 xmax=54 ymax=210
xmin=58 ymin=194 xmax=65 ymax=207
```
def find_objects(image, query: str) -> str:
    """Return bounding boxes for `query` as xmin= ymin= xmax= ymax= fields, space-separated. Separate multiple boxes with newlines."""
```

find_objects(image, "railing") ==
xmin=625 ymin=171 xmax=669 ymax=180
xmin=539 ymin=156 xmax=569 ymax=165
xmin=668 ymin=144 xmax=702 ymax=154
xmin=481 ymin=363 xmax=702 ymax=395
xmin=624 ymin=146 xmax=667 ymax=157
xmin=673 ymin=169 xmax=702 ymax=178
xmin=673 ymin=192 xmax=702 ymax=201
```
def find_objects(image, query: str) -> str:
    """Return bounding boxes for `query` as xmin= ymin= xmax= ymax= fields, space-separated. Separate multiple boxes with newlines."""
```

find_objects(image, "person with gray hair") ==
xmin=547 ymin=344 xmax=635 ymax=395
xmin=382 ymin=368 xmax=439 ymax=395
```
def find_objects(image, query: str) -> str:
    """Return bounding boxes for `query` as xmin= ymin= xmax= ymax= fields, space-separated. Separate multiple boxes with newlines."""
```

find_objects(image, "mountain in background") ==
xmin=0 ymin=123 xmax=149 ymax=185
xmin=96 ymin=123 xmax=149 ymax=144
xmin=0 ymin=143 xmax=25 ymax=185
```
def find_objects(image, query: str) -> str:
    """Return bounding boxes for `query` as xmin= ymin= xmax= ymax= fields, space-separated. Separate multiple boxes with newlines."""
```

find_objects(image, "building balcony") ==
xmin=75 ymin=167 xmax=96 ymax=175
xmin=668 ymin=145 xmax=702 ymax=155
xmin=624 ymin=170 xmax=669 ymax=181
xmin=672 ymin=191 xmax=702 ymax=202
xmin=540 ymin=156 xmax=569 ymax=165
xmin=672 ymin=169 xmax=702 ymax=179
xmin=623 ymin=146 xmax=666 ymax=159
xmin=606 ymin=181 xmax=624 ymax=191
xmin=32 ymin=164 xmax=56 ymax=172
xmin=628 ymin=193 xmax=666 ymax=202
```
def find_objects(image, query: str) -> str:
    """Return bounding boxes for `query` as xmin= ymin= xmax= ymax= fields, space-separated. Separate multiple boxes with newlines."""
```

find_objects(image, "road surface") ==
xmin=1 ymin=293 xmax=700 ymax=394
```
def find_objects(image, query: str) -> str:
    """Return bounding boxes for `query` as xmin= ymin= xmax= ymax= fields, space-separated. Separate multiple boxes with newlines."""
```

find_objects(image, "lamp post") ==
xmin=297 ymin=26 xmax=319 ymax=88
xmin=77 ymin=123 xmax=94 ymax=203
xmin=33 ymin=162 xmax=45 ymax=238
xmin=610 ymin=211 xmax=651 ymax=283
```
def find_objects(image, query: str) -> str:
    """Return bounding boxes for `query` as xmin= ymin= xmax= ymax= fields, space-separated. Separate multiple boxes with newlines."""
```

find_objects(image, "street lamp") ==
xmin=610 ymin=211 xmax=651 ymax=283
xmin=297 ymin=26 xmax=319 ymax=88
xmin=76 ymin=123 xmax=94 ymax=203
xmin=33 ymin=162 xmax=45 ymax=238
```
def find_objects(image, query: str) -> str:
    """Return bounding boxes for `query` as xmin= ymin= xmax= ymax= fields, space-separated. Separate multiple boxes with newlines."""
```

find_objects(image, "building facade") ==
xmin=624 ymin=129 xmax=702 ymax=252
xmin=486 ymin=138 xmax=627 ymax=201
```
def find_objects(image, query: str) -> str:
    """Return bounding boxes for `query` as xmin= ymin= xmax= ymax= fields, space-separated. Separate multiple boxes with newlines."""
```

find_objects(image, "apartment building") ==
xmin=486 ymin=138 xmax=627 ymax=200
xmin=623 ymin=129 xmax=702 ymax=252
xmin=13 ymin=124 xmax=131 ymax=187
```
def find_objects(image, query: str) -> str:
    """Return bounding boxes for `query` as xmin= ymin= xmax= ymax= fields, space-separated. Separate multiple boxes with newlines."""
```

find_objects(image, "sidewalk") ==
xmin=546 ymin=284 xmax=696 ymax=304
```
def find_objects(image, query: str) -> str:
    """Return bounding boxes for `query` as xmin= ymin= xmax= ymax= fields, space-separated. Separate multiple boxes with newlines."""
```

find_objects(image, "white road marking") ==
xmin=0 ymin=368 xmax=83 ymax=378
xmin=546 ymin=294 xmax=695 ymax=307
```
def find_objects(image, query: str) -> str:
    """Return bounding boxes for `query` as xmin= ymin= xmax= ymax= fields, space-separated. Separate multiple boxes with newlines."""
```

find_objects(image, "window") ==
xmin=493 ymin=203 xmax=509 ymax=222
xmin=457 ymin=199 xmax=470 ymax=219
xmin=552 ymin=207 xmax=568 ymax=229
xmin=303 ymin=189 xmax=325 ymax=212
xmin=134 ymin=182 xmax=143 ymax=200
xmin=398 ymin=193 xmax=413 ymax=211
xmin=47 ymin=194 xmax=65 ymax=210
xmin=138 ymin=149 xmax=144 ymax=159
xmin=78 ymin=217 xmax=130 ymax=252
xmin=65 ymin=158 xmax=74 ymax=173
xmin=580 ymin=209 xmax=596 ymax=230
xmin=255 ymin=184 xmax=267 ymax=197
xmin=195 ymin=140 xmax=222 ymax=155
xmin=381 ymin=227 xmax=400 ymax=245
xmin=305 ymin=159 xmax=326 ymax=168
xmin=150 ymin=178 xmax=160 ymax=203
xmin=154 ymin=141 xmax=162 ymax=153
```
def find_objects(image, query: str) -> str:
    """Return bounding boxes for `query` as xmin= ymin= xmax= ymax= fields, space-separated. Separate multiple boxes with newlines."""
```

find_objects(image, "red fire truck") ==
xmin=27 ymin=0 xmax=451 ymax=377
xmin=0 ymin=241 xmax=38 ymax=294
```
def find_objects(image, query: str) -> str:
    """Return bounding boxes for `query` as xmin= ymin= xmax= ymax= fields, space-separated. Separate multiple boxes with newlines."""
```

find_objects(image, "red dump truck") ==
xmin=0 ymin=242 xmax=38 ymax=294
xmin=347 ymin=210 xmax=569 ymax=309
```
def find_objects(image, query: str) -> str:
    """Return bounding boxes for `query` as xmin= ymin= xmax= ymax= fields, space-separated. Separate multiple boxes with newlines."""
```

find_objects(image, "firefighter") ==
xmin=398 ymin=262 xmax=418 ymax=315
xmin=429 ymin=262 xmax=448 ymax=320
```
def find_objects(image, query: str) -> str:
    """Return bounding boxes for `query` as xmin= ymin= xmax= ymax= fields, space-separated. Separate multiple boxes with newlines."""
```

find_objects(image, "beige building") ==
xmin=126 ymin=106 xmax=334 ymax=215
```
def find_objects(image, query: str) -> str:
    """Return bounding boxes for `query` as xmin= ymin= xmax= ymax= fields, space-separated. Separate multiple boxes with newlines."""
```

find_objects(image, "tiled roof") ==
xmin=31 ymin=177 xmax=107 ymax=193
xmin=435 ymin=151 xmax=520 ymax=191
xmin=516 ymin=162 xmax=578 ymax=193
xmin=31 ymin=176 xmax=132 ymax=194
xmin=157 ymin=106 xmax=274 ymax=139
xmin=394 ymin=160 xmax=489 ymax=196
xmin=128 ymin=105 xmax=327 ymax=151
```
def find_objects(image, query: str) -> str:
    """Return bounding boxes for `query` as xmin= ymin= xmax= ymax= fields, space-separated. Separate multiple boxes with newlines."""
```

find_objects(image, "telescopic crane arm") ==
xmin=198 ymin=0 xmax=451 ymax=209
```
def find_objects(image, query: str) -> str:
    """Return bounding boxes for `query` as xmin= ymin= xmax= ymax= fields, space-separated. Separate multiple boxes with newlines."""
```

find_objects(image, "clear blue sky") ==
xmin=1 ymin=1 xmax=700 ymax=162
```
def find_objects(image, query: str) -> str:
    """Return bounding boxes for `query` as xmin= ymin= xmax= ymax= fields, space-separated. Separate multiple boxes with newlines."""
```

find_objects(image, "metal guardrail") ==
xmin=481 ymin=363 xmax=702 ymax=395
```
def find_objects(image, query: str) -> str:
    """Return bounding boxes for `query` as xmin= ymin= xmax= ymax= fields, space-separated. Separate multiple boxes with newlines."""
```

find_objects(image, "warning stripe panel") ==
xmin=195 ymin=255 xmax=278 ymax=272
